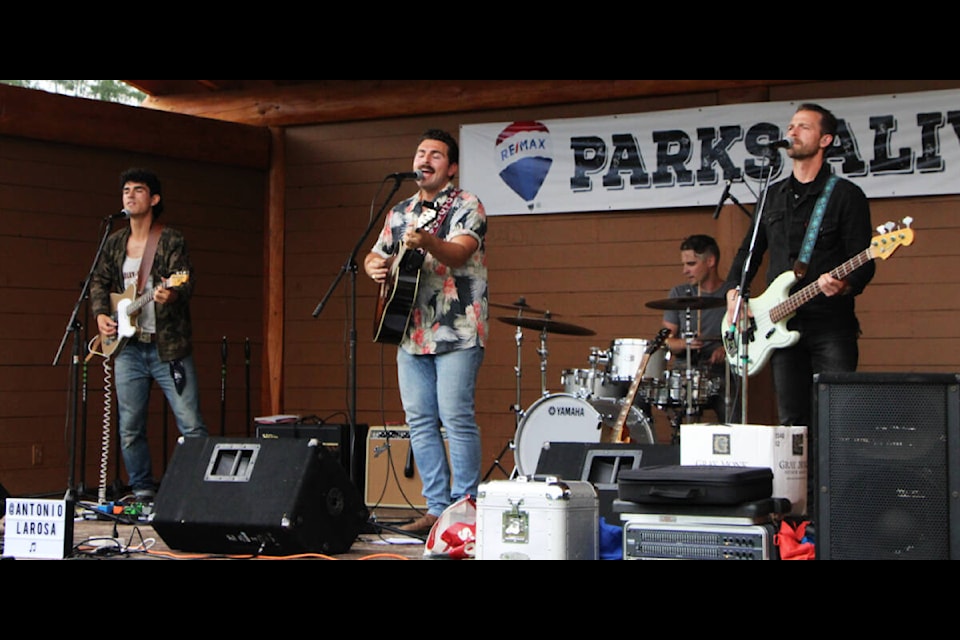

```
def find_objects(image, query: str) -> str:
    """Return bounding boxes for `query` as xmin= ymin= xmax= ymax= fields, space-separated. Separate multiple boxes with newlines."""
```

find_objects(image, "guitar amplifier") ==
xmin=364 ymin=426 xmax=448 ymax=509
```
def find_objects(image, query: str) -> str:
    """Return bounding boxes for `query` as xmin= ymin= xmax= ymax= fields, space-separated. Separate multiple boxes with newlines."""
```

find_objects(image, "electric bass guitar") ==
xmin=95 ymin=271 xmax=190 ymax=358
xmin=373 ymin=208 xmax=438 ymax=344
xmin=723 ymin=219 xmax=914 ymax=377
xmin=606 ymin=328 xmax=670 ymax=443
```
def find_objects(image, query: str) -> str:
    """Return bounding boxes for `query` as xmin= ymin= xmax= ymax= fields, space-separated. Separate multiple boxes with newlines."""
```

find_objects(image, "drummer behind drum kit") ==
xmin=490 ymin=296 xmax=726 ymax=479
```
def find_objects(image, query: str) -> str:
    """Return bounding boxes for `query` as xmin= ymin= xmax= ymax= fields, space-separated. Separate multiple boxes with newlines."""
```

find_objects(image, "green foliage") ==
xmin=0 ymin=80 xmax=146 ymax=106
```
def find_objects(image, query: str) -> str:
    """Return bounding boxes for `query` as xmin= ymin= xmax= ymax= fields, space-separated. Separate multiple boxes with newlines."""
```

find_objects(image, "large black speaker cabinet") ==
xmin=814 ymin=372 xmax=960 ymax=560
xmin=152 ymin=436 xmax=369 ymax=556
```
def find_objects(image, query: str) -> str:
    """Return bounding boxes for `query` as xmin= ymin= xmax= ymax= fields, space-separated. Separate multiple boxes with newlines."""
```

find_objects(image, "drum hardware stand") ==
xmin=535 ymin=311 xmax=555 ymax=398
xmin=484 ymin=299 xmax=533 ymax=481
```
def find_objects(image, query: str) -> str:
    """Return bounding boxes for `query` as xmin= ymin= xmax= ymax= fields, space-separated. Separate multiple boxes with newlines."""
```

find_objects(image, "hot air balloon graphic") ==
xmin=495 ymin=121 xmax=553 ymax=210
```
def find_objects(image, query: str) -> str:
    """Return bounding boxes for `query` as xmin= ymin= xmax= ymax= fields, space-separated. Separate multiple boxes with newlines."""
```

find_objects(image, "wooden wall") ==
xmin=0 ymin=86 xmax=268 ymax=497
xmin=282 ymin=79 xmax=960 ymax=485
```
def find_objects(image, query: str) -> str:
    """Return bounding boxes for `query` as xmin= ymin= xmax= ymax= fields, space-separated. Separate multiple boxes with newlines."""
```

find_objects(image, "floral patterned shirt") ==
xmin=373 ymin=182 xmax=488 ymax=355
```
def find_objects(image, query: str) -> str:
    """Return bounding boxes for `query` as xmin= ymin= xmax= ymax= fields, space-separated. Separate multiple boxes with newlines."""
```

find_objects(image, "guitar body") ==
xmin=374 ymin=250 xmax=425 ymax=344
xmin=723 ymin=221 xmax=914 ymax=377
xmin=95 ymin=271 xmax=189 ymax=360
xmin=372 ymin=207 xmax=440 ymax=345
xmin=723 ymin=270 xmax=801 ymax=378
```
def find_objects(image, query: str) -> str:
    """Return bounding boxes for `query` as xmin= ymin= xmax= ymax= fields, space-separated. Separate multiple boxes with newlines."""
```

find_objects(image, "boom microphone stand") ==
xmin=727 ymin=152 xmax=779 ymax=424
xmin=53 ymin=214 xmax=118 ymax=502
xmin=312 ymin=173 xmax=412 ymax=492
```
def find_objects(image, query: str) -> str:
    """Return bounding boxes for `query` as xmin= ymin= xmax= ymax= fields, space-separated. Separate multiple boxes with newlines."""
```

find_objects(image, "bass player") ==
xmin=724 ymin=103 xmax=876 ymax=511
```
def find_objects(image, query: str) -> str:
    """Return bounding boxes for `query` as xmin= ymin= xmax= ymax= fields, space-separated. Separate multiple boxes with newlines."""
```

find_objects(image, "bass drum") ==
xmin=514 ymin=393 xmax=602 ymax=476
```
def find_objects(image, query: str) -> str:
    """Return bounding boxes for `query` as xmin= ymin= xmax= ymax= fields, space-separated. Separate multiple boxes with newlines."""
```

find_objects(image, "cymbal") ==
xmin=489 ymin=299 xmax=555 ymax=316
xmin=496 ymin=316 xmax=595 ymax=336
xmin=645 ymin=296 xmax=726 ymax=311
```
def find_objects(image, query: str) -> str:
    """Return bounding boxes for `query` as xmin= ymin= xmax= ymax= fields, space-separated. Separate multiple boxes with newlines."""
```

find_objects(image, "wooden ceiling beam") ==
xmin=138 ymin=79 xmax=812 ymax=127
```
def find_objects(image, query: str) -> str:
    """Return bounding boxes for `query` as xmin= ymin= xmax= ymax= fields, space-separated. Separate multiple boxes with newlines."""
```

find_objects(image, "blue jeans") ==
xmin=114 ymin=342 xmax=207 ymax=491
xmin=397 ymin=346 xmax=484 ymax=517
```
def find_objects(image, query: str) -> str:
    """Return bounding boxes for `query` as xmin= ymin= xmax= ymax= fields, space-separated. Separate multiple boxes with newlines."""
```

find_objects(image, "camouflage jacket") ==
xmin=89 ymin=224 xmax=196 ymax=362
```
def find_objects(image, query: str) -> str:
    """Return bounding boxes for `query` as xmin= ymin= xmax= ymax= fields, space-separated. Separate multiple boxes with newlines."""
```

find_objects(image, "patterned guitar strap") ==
xmin=421 ymin=188 xmax=462 ymax=237
xmin=793 ymin=174 xmax=838 ymax=279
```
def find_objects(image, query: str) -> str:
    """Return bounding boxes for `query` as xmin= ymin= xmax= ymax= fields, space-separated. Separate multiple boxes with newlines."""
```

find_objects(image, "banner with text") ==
xmin=459 ymin=88 xmax=960 ymax=216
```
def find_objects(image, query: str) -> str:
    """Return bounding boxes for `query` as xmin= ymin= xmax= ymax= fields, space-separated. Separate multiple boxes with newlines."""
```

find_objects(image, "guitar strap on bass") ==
xmin=793 ymin=174 xmax=838 ymax=279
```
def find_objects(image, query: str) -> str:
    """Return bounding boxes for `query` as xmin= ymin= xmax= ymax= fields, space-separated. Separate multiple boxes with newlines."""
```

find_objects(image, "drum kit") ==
xmin=488 ymin=295 xmax=726 ymax=479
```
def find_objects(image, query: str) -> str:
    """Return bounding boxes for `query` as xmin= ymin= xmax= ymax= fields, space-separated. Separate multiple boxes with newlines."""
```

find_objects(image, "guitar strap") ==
xmin=793 ymin=174 xmax=838 ymax=279
xmin=138 ymin=223 xmax=163 ymax=294
xmin=422 ymin=188 xmax=461 ymax=236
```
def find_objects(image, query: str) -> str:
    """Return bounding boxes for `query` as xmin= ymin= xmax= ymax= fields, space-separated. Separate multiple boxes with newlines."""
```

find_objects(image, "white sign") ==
xmin=460 ymin=88 xmax=960 ymax=215
xmin=4 ymin=498 xmax=72 ymax=559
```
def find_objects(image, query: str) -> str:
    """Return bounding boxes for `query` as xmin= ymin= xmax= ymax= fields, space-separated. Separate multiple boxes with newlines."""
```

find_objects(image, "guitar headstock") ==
xmin=871 ymin=217 xmax=915 ymax=261
xmin=165 ymin=270 xmax=190 ymax=288
xmin=647 ymin=327 xmax=671 ymax=353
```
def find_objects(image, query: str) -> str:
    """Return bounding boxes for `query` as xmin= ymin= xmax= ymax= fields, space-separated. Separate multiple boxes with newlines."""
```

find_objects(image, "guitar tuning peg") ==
xmin=901 ymin=216 xmax=914 ymax=228
xmin=876 ymin=225 xmax=887 ymax=235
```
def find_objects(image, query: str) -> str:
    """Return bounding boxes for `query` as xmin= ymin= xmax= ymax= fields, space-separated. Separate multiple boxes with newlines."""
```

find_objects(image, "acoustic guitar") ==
xmin=373 ymin=208 xmax=438 ymax=344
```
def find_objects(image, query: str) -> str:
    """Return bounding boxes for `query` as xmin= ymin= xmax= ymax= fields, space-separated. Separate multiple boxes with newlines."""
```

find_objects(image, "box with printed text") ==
xmin=680 ymin=424 xmax=808 ymax=516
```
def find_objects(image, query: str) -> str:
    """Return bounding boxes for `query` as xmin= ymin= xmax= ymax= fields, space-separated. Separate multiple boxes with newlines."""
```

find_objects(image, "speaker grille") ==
xmin=815 ymin=372 xmax=960 ymax=560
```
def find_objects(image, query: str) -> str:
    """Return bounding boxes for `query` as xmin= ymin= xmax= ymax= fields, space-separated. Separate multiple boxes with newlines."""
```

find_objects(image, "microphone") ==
xmin=388 ymin=170 xmax=424 ymax=181
xmin=765 ymin=137 xmax=796 ymax=149
xmin=107 ymin=209 xmax=130 ymax=220
xmin=712 ymin=180 xmax=732 ymax=219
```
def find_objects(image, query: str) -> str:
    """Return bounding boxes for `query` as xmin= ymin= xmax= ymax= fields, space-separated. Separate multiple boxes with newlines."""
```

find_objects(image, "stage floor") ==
xmin=3 ymin=505 xmax=433 ymax=561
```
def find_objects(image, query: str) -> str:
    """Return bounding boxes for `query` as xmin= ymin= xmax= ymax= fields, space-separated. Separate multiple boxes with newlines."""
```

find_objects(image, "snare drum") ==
xmin=607 ymin=338 xmax=666 ymax=382
xmin=561 ymin=367 xmax=623 ymax=399
xmin=644 ymin=369 xmax=720 ymax=406
xmin=514 ymin=393 xmax=602 ymax=476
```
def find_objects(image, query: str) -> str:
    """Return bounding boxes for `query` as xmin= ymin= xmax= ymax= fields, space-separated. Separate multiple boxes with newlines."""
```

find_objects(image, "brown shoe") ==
xmin=398 ymin=513 xmax=438 ymax=534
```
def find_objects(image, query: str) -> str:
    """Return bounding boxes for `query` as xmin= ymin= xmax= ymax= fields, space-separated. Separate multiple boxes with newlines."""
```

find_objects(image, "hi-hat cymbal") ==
xmin=496 ymin=316 xmax=595 ymax=336
xmin=645 ymin=296 xmax=726 ymax=311
xmin=489 ymin=299 xmax=556 ymax=316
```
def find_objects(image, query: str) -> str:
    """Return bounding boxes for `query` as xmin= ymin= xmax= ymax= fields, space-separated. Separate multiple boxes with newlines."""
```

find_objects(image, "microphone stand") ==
xmin=53 ymin=216 xmax=116 ymax=502
xmin=729 ymin=155 xmax=776 ymax=424
xmin=313 ymin=176 xmax=408 ymax=493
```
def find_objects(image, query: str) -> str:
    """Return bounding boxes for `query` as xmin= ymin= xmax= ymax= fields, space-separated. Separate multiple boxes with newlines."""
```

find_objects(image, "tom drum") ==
xmin=561 ymin=367 xmax=623 ymax=399
xmin=607 ymin=338 xmax=666 ymax=382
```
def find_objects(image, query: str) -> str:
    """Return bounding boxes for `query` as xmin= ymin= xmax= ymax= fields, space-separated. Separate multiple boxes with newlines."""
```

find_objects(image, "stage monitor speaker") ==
xmin=535 ymin=442 xmax=680 ymax=524
xmin=152 ymin=436 xmax=369 ymax=556
xmin=814 ymin=372 xmax=960 ymax=560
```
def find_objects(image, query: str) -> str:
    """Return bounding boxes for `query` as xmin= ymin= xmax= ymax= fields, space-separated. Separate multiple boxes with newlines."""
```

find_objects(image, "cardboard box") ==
xmin=680 ymin=423 xmax=808 ymax=516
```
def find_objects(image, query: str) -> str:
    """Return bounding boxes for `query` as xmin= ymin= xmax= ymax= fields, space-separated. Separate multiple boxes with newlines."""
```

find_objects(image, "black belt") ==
xmin=137 ymin=331 xmax=155 ymax=343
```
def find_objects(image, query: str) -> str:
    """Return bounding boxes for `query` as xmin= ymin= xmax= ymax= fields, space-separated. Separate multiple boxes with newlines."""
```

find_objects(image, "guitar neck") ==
xmin=769 ymin=246 xmax=873 ymax=323
xmin=127 ymin=284 xmax=160 ymax=317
